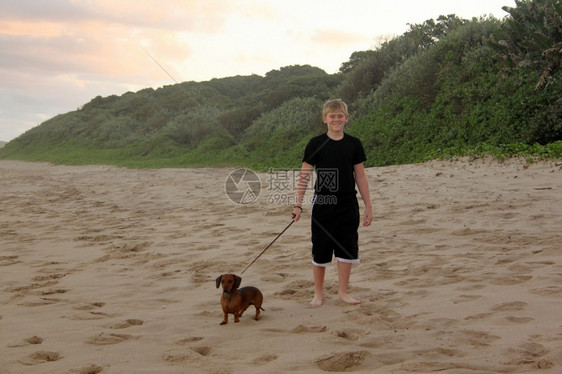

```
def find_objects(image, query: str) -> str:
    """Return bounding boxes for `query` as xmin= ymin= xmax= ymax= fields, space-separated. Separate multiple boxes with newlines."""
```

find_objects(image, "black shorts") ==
xmin=310 ymin=195 xmax=360 ymax=266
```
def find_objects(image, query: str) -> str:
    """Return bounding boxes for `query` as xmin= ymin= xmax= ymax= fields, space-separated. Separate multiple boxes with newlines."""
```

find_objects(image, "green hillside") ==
xmin=1 ymin=0 xmax=561 ymax=168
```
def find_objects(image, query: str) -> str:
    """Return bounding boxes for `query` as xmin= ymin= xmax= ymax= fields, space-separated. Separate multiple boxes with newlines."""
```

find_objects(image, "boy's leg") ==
xmin=310 ymin=264 xmax=325 ymax=307
xmin=337 ymin=261 xmax=360 ymax=305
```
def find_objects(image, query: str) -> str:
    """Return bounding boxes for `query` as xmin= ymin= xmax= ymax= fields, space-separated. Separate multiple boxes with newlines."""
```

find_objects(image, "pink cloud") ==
xmin=1 ymin=22 xmax=191 ymax=83
xmin=0 ymin=0 xmax=239 ymax=83
xmin=310 ymin=28 xmax=372 ymax=46
xmin=0 ymin=0 xmax=233 ymax=32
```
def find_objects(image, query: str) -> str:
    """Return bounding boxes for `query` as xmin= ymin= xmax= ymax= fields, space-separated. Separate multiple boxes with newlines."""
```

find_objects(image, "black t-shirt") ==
xmin=303 ymin=133 xmax=366 ymax=197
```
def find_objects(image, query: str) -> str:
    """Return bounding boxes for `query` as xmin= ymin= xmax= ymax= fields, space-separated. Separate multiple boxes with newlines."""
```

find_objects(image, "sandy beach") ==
xmin=1 ymin=158 xmax=560 ymax=373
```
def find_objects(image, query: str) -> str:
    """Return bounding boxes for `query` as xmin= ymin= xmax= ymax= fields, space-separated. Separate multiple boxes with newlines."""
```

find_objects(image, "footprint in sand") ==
xmin=85 ymin=332 xmax=137 ymax=345
xmin=263 ymin=325 xmax=327 ymax=334
xmin=274 ymin=280 xmax=314 ymax=300
xmin=0 ymin=255 xmax=20 ymax=266
xmin=452 ymin=294 xmax=481 ymax=304
xmin=491 ymin=275 xmax=532 ymax=285
xmin=260 ymin=272 xmax=288 ymax=282
xmin=315 ymin=351 xmax=374 ymax=372
xmin=67 ymin=364 xmax=104 ymax=374
xmin=291 ymin=325 xmax=327 ymax=333
xmin=18 ymin=351 xmax=62 ymax=365
xmin=35 ymin=288 xmax=68 ymax=296
xmin=73 ymin=302 xmax=107 ymax=310
xmin=252 ymin=354 xmax=278 ymax=365
xmin=18 ymin=297 xmax=63 ymax=307
xmin=331 ymin=329 xmax=368 ymax=342
xmin=67 ymin=302 xmax=113 ymax=320
xmin=505 ymin=316 xmax=534 ymax=323
xmin=163 ymin=349 xmax=201 ymax=364
xmin=7 ymin=336 xmax=44 ymax=348
xmin=359 ymin=334 xmax=405 ymax=350
xmin=398 ymin=362 xmax=468 ymax=372
xmin=32 ymin=273 xmax=67 ymax=282
xmin=464 ymin=312 xmax=495 ymax=320
xmin=171 ymin=337 xmax=212 ymax=360
xmin=162 ymin=345 xmax=218 ymax=368
xmin=190 ymin=346 xmax=212 ymax=357
xmin=105 ymin=319 xmax=144 ymax=329
xmin=529 ymin=286 xmax=562 ymax=296
xmin=66 ymin=311 xmax=116 ymax=321
xmin=491 ymin=301 xmax=527 ymax=312
xmin=175 ymin=336 xmax=204 ymax=345
xmin=346 ymin=305 xmax=407 ymax=330
xmin=501 ymin=341 xmax=551 ymax=366
xmin=456 ymin=329 xmax=501 ymax=347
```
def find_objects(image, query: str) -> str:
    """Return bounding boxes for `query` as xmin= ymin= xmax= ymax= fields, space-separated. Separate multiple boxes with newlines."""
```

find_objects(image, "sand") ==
xmin=0 ymin=158 xmax=560 ymax=373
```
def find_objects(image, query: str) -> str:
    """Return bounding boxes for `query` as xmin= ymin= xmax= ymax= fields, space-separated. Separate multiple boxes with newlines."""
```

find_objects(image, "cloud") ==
xmin=0 ymin=4 xmax=203 ymax=123
xmin=0 ymin=0 xmax=93 ymax=23
xmin=0 ymin=0 xmax=233 ymax=32
xmin=310 ymin=28 xmax=373 ymax=46
xmin=0 ymin=0 xmax=245 ymax=82
xmin=0 ymin=0 xmax=247 ymax=141
xmin=0 ymin=0 xmax=515 ymax=141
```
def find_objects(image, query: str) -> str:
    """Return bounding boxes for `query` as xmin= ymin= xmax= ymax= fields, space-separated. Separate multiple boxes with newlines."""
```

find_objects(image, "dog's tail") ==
xmin=260 ymin=307 xmax=265 ymax=311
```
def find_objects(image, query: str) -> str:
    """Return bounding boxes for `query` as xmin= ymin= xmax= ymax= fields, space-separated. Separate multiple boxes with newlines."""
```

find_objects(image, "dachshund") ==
xmin=216 ymin=274 xmax=264 ymax=325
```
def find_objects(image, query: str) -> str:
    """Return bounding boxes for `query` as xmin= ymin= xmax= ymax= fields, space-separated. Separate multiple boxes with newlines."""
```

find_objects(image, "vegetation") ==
xmin=1 ymin=0 xmax=560 ymax=169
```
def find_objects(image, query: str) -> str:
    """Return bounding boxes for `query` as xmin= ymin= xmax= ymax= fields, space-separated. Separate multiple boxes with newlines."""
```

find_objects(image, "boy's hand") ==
xmin=292 ymin=206 xmax=302 ymax=222
xmin=363 ymin=208 xmax=373 ymax=226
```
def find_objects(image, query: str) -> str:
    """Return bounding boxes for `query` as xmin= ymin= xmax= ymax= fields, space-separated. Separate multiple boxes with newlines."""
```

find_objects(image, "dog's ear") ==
xmin=233 ymin=275 xmax=242 ymax=289
xmin=215 ymin=275 xmax=222 ymax=289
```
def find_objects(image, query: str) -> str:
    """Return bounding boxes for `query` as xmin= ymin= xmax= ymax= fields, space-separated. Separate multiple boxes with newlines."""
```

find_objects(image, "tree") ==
xmin=337 ymin=15 xmax=468 ymax=105
xmin=339 ymin=51 xmax=377 ymax=74
xmin=494 ymin=0 xmax=562 ymax=88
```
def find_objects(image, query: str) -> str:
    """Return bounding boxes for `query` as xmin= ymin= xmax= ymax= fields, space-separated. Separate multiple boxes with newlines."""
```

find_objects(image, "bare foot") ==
xmin=338 ymin=293 xmax=361 ymax=305
xmin=309 ymin=294 xmax=323 ymax=307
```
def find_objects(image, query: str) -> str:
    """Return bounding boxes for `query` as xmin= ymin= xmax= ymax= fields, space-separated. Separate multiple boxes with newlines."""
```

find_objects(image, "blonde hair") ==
xmin=322 ymin=99 xmax=349 ymax=117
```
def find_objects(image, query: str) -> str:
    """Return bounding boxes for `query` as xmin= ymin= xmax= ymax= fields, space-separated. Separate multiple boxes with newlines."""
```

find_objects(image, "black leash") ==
xmin=240 ymin=220 xmax=294 ymax=275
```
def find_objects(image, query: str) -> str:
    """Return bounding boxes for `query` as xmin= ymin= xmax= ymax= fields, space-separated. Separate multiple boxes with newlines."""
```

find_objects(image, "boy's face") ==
xmin=323 ymin=110 xmax=349 ymax=133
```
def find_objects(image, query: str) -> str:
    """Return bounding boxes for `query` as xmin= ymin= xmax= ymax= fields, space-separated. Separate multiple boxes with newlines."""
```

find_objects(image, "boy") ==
xmin=292 ymin=99 xmax=372 ymax=307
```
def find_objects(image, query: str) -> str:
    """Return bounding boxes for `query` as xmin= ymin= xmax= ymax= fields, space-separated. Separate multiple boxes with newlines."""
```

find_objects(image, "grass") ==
xmin=429 ymin=141 xmax=562 ymax=164
xmin=1 ymin=140 xmax=560 ymax=169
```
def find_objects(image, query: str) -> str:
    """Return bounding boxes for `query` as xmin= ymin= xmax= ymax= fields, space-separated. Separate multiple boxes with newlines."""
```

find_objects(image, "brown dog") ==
xmin=216 ymin=274 xmax=264 ymax=325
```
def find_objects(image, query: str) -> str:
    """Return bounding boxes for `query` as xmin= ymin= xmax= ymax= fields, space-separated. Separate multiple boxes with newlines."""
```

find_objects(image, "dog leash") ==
xmin=240 ymin=220 xmax=294 ymax=275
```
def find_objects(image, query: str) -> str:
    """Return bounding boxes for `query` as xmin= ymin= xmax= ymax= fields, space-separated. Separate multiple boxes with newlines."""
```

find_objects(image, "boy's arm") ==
xmin=292 ymin=161 xmax=313 ymax=222
xmin=354 ymin=162 xmax=373 ymax=227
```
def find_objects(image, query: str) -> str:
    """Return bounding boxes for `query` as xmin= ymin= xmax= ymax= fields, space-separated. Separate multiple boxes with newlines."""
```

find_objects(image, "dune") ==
xmin=0 ymin=158 xmax=560 ymax=373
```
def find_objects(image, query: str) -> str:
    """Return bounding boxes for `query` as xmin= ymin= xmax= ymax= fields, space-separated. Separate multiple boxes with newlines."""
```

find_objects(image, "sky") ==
xmin=0 ymin=0 xmax=514 ymax=142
